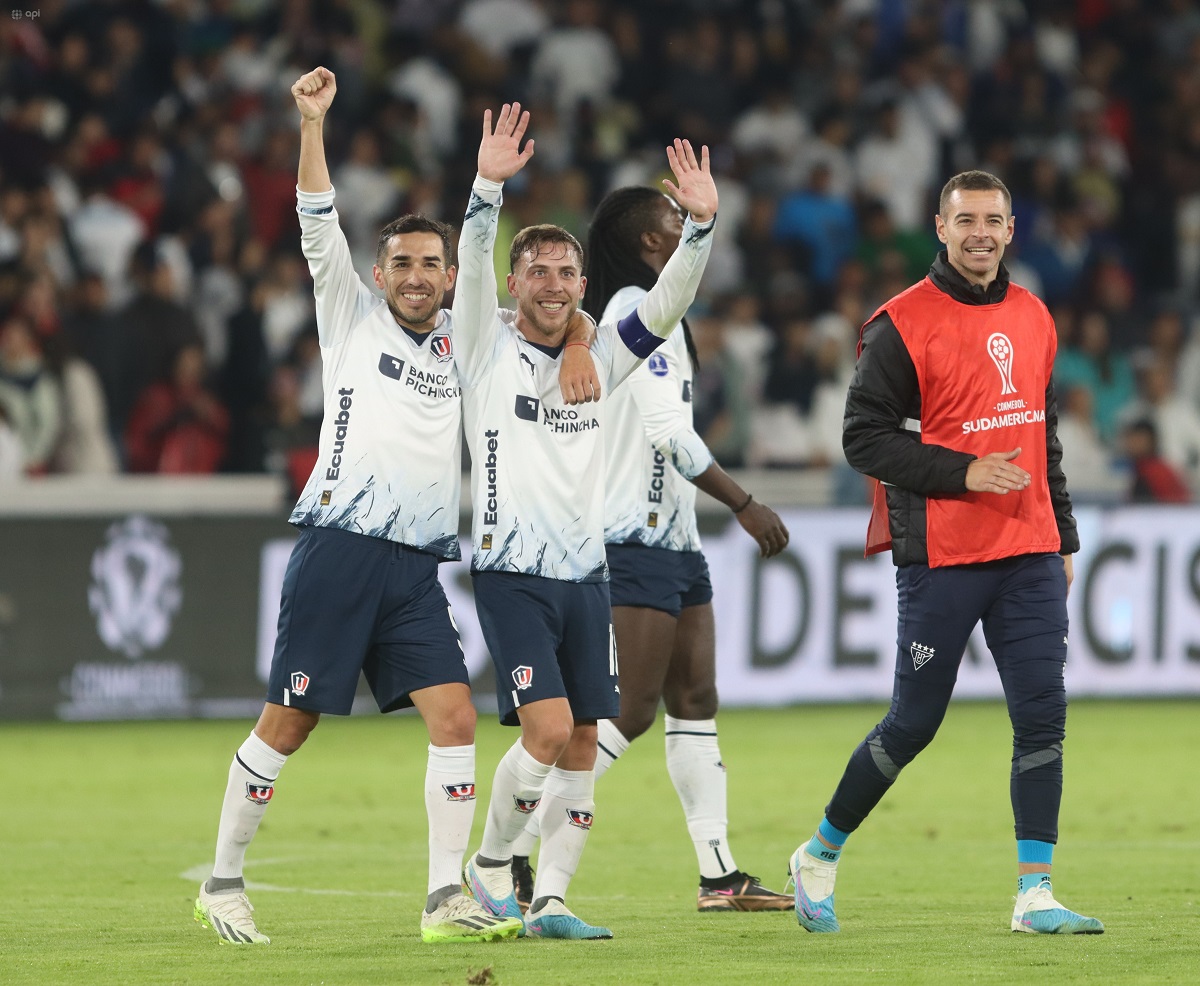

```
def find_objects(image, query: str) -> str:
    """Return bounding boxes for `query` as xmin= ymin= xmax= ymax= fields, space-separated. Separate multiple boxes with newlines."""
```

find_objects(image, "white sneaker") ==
xmin=421 ymin=893 xmax=523 ymax=943
xmin=194 ymin=882 xmax=270 ymax=943
xmin=787 ymin=847 xmax=840 ymax=933
xmin=1011 ymin=880 xmax=1104 ymax=934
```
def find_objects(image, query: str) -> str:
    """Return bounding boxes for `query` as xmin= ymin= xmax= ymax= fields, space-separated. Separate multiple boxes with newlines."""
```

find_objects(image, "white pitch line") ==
xmin=181 ymin=860 xmax=410 ymax=897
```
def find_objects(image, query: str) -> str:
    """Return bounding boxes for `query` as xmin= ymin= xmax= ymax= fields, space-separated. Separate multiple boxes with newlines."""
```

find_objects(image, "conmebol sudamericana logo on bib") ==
xmin=987 ymin=332 xmax=1017 ymax=395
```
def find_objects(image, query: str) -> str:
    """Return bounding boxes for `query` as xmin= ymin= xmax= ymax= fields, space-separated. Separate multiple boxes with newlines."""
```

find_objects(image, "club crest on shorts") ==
xmin=430 ymin=333 xmax=453 ymax=363
xmin=512 ymin=665 xmax=534 ymax=690
xmin=290 ymin=671 xmax=311 ymax=695
xmin=514 ymin=796 xmax=541 ymax=814
xmin=567 ymin=809 xmax=594 ymax=830
xmin=910 ymin=642 xmax=934 ymax=670
xmin=442 ymin=783 xmax=476 ymax=802
xmin=245 ymin=783 xmax=274 ymax=805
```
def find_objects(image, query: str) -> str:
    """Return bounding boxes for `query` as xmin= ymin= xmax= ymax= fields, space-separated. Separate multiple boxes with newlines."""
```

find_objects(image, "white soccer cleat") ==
xmin=787 ymin=847 xmax=840 ymax=933
xmin=420 ymin=893 xmax=523 ymax=943
xmin=194 ymin=883 xmax=271 ymax=944
xmin=1011 ymin=880 xmax=1104 ymax=934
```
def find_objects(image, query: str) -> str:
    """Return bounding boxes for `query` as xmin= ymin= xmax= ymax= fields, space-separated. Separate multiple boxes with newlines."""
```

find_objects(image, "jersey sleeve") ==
xmin=604 ymin=214 xmax=716 ymax=390
xmin=451 ymin=176 xmax=507 ymax=386
xmin=296 ymin=187 xmax=379 ymax=349
xmin=628 ymin=332 xmax=714 ymax=480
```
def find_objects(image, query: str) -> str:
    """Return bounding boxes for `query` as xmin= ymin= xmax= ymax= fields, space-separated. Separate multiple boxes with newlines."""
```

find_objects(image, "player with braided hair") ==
xmin=509 ymin=183 xmax=793 ymax=913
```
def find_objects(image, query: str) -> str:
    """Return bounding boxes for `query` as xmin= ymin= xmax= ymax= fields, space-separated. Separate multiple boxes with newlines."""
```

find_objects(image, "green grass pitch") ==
xmin=1 ymin=701 xmax=1196 ymax=985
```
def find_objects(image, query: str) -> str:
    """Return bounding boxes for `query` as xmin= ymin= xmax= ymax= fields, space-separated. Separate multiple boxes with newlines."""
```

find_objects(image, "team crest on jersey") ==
xmin=245 ymin=783 xmax=274 ymax=805
xmin=681 ymin=380 xmax=692 ymax=402
xmin=647 ymin=353 xmax=669 ymax=377
xmin=567 ymin=809 xmax=594 ymax=830
xmin=515 ymin=395 xmax=540 ymax=421
xmin=379 ymin=353 xmax=406 ymax=380
xmin=987 ymin=333 xmax=1017 ymax=395
xmin=429 ymin=334 xmax=453 ymax=363
xmin=514 ymin=796 xmax=541 ymax=814
xmin=290 ymin=671 xmax=311 ymax=695
xmin=512 ymin=665 xmax=534 ymax=689
xmin=442 ymin=783 xmax=476 ymax=802
xmin=910 ymin=642 xmax=934 ymax=670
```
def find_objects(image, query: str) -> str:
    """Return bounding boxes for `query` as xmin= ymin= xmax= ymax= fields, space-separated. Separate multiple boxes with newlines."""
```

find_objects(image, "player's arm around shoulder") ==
xmin=453 ymin=103 xmax=535 ymax=384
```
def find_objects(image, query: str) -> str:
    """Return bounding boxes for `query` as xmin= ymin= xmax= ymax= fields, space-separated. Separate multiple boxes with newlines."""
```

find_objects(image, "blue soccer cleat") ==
xmin=788 ymin=847 xmax=840 ymax=933
xmin=524 ymin=898 xmax=613 ymax=940
xmin=1011 ymin=880 xmax=1104 ymax=934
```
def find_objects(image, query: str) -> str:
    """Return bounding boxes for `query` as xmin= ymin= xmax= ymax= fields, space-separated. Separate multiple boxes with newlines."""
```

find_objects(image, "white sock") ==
xmin=511 ymin=719 xmax=630 ymax=859
xmin=532 ymin=767 xmax=595 ymax=904
xmin=665 ymin=716 xmax=736 ymax=880
xmin=480 ymin=740 xmax=552 ymax=861
xmin=211 ymin=732 xmax=288 ymax=882
xmin=594 ymin=718 xmax=630 ymax=780
xmin=425 ymin=744 xmax=476 ymax=895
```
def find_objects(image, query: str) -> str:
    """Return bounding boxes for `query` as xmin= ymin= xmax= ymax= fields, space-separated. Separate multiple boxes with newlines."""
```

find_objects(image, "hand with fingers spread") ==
xmin=662 ymin=139 xmax=717 ymax=224
xmin=478 ymin=102 xmax=535 ymax=184
xmin=965 ymin=447 xmax=1032 ymax=495
xmin=291 ymin=66 xmax=336 ymax=122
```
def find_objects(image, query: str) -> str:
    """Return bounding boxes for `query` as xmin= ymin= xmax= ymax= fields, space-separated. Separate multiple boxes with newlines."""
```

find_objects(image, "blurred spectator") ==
xmin=1119 ymin=418 xmax=1192 ymax=504
xmin=1054 ymin=310 xmax=1135 ymax=443
xmin=1055 ymin=384 xmax=1123 ymax=504
xmin=66 ymin=172 xmax=145 ymax=311
xmin=773 ymin=162 xmax=857 ymax=293
xmin=0 ymin=403 xmax=22 ymax=482
xmin=1116 ymin=356 xmax=1200 ymax=495
xmin=0 ymin=312 xmax=62 ymax=475
xmin=854 ymin=198 xmax=936 ymax=285
xmin=1021 ymin=202 xmax=1095 ymax=308
xmin=689 ymin=307 xmax=752 ymax=469
xmin=42 ymin=334 xmax=119 ymax=475
xmin=262 ymin=363 xmax=321 ymax=501
xmin=531 ymin=0 xmax=620 ymax=129
xmin=854 ymin=97 xmax=935 ymax=231
xmin=125 ymin=342 xmax=230 ymax=474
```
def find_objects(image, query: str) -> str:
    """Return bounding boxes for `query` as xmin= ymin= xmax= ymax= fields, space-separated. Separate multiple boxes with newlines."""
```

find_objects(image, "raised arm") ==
xmin=292 ymin=67 xmax=336 ymax=193
xmin=452 ymin=103 xmax=537 ymax=382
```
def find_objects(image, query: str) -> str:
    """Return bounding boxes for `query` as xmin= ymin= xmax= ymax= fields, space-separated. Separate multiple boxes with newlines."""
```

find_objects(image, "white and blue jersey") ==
xmin=452 ymin=175 xmax=715 ymax=582
xmin=602 ymin=287 xmax=712 ymax=551
xmin=290 ymin=187 xmax=462 ymax=560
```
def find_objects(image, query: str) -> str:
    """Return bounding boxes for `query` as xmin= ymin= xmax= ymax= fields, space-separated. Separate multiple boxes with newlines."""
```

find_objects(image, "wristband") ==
xmin=733 ymin=493 xmax=753 ymax=514
xmin=565 ymin=341 xmax=591 ymax=350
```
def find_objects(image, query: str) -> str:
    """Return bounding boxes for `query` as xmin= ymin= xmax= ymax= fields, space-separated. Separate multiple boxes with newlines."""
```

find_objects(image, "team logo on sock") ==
xmin=910 ymin=642 xmax=934 ymax=670
xmin=567 ymin=809 xmax=594 ymax=830
xmin=290 ymin=671 xmax=311 ymax=695
xmin=442 ymin=783 xmax=476 ymax=801
xmin=514 ymin=796 xmax=541 ymax=814
xmin=245 ymin=783 xmax=274 ymax=805
xmin=511 ymin=665 xmax=534 ymax=690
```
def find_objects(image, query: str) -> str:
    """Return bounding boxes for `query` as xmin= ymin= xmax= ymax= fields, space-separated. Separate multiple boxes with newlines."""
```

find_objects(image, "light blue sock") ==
xmin=805 ymin=818 xmax=851 ymax=863
xmin=1017 ymin=839 xmax=1054 ymax=894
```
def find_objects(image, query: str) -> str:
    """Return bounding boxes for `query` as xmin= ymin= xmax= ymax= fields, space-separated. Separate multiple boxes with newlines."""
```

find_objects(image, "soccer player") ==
xmin=788 ymin=170 xmax=1104 ymax=935
xmin=507 ymin=185 xmax=793 ymax=914
xmin=453 ymin=104 xmax=717 ymax=939
xmin=193 ymin=67 xmax=595 ymax=946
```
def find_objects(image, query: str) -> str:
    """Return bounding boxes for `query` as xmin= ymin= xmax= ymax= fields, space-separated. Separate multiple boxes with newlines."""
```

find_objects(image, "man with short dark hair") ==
xmin=453 ymin=103 xmax=718 ymax=939
xmin=788 ymin=170 xmax=1104 ymax=936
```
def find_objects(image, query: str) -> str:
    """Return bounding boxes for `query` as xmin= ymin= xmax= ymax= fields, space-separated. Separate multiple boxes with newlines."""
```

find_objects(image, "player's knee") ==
xmin=875 ymin=718 xmax=939 ymax=766
xmin=522 ymin=718 xmax=574 ymax=763
xmin=429 ymin=702 xmax=476 ymax=747
xmin=615 ymin=698 xmax=658 ymax=739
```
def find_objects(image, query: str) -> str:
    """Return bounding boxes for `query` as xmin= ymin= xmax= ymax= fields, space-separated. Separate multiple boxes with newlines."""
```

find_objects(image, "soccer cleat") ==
xmin=511 ymin=855 xmax=536 ymax=915
xmin=193 ymin=883 xmax=270 ymax=944
xmin=420 ymin=893 xmax=523 ymax=943
xmin=787 ymin=847 xmax=840 ymax=933
xmin=524 ymin=898 xmax=613 ymax=940
xmin=463 ymin=853 xmax=525 ymax=935
xmin=697 ymin=872 xmax=793 ymax=912
xmin=1011 ymin=880 xmax=1105 ymax=934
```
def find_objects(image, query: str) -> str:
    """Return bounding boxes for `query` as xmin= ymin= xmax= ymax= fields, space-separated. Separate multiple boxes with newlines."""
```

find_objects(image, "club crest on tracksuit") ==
xmin=910 ymin=642 xmax=935 ymax=670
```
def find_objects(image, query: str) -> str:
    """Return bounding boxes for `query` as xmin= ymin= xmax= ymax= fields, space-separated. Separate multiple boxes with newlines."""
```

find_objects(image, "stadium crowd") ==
xmin=2 ymin=0 xmax=1200 ymax=503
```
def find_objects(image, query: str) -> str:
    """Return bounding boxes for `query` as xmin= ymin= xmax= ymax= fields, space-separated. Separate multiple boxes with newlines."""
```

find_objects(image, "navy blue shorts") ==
xmin=473 ymin=571 xmax=620 ymax=726
xmin=606 ymin=543 xmax=713 ymax=616
xmin=267 ymin=526 xmax=467 ymax=715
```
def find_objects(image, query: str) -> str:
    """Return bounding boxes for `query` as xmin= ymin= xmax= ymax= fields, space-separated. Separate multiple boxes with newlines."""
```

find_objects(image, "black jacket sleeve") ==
xmin=843 ymin=313 xmax=975 ymax=494
xmin=1044 ymin=379 xmax=1080 ymax=554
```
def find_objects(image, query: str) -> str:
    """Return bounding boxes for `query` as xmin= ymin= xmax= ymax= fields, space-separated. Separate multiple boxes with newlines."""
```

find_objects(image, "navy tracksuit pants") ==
xmin=825 ymin=552 xmax=1069 ymax=843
